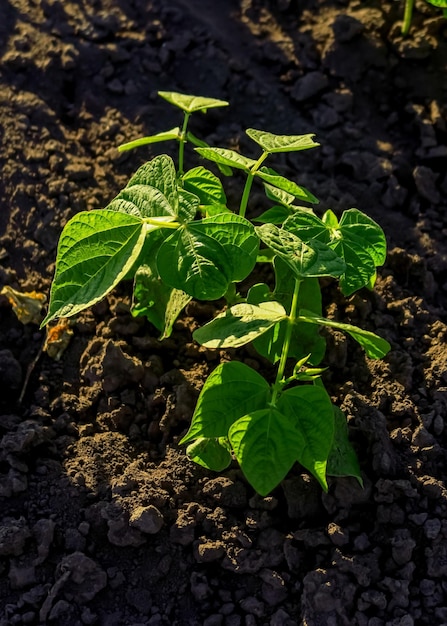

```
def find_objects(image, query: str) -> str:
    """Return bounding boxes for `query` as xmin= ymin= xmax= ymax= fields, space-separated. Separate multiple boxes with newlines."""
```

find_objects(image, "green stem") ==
xmin=271 ymin=277 xmax=302 ymax=405
xmin=239 ymin=151 xmax=269 ymax=218
xmin=402 ymin=0 xmax=414 ymax=36
xmin=178 ymin=112 xmax=191 ymax=177
xmin=223 ymin=282 xmax=243 ymax=306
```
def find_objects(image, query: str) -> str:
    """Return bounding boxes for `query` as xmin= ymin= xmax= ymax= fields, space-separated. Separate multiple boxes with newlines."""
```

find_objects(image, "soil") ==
xmin=1 ymin=0 xmax=447 ymax=624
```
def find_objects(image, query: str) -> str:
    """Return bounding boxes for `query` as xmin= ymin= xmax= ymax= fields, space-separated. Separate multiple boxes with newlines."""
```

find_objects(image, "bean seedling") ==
xmin=42 ymin=91 xmax=390 ymax=496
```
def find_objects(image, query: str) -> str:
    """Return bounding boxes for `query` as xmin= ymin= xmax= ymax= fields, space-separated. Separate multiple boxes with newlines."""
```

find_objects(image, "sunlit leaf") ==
xmin=158 ymin=91 xmax=229 ymax=113
xmin=246 ymin=128 xmax=320 ymax=153
xmin=118 ymin=128 xmax=180 ymax=152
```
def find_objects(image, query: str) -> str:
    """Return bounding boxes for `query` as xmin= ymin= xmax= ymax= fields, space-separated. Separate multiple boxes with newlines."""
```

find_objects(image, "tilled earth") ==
xmin=1 ymin=1 xmax=447 ymax=624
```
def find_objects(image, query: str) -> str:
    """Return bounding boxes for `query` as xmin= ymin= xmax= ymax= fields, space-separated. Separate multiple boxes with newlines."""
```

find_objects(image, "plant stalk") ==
xmin=239 ymin=151 xmax=269 ymax=218
xmin=178 ymin=112 xmax=191 ymax=176
xmin=271 ymin=277 xmax=302 ymax=405
xmin=401 ymin=0 xmax=414 ymax=36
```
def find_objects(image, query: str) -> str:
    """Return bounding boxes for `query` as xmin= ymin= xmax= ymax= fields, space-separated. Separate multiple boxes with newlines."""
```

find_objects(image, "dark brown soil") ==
xmin=1 ymin=1 xmax=447 ymax=624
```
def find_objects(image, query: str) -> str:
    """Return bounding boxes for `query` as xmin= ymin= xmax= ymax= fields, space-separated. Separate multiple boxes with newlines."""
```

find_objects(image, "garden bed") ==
xmin=1 ymin=0 xmax=447 ymax=624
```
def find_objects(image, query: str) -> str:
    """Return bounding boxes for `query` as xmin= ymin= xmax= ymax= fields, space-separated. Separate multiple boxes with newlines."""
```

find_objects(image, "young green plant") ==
xmin=42 ymin=91 xmax=390 ymax=497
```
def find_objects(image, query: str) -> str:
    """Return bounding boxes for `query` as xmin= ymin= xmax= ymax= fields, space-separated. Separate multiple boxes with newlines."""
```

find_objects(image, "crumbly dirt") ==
xmin=1 ymin=1 xmax=447 ymax=624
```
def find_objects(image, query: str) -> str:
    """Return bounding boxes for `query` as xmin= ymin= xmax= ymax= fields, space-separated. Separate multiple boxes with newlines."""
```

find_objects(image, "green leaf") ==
xmin=186 ymin=438 xmax=232 ymax=471
xmin=158 ymin=91 xmax=229 ymax=113
xmin=284 ymin=208 xmax=387 ymax=296
xmin=196 ymin=213 xmax=259 ymax=282
xmin=42 ymin=210 xmax=146 ymax=326
xmin=264 ymin=183 xmax=296 ymax=207
xmin=131 ymin=264 xmax=191 ymax=339
xmin=283 ymin=210 xmax=330 ymax=243
xmin=256 ymin=167 xmax=319 ymax=204
xmin=254 ymin=206 xmax=292 ymax=225
xmin=107 ymin=185 xmax=176 ymax=220
xmin=177 ymin=190 xmax=200 ymax=223
xmin=297 ymin=309 xmax=391 ymax=359
xmin=246 ymin=283 xmax=272 ymax=304
xmin=425 ymin=0 xmax=447 ymax=7
xmin=229 ymin=407 xmax=306 ymax=496
xmin=246 ymin=129 xmax=320 ymax=153
xmin=117 ymin=128 xmax=181 ymax=152
xmin=196 ymin=147 xmax=256 ymax=172
xmin=187 ymin=133 xmax=233 ymax=176
xmin=277 ymin=384 xmax=335 ymax=490
xmin=182 ymin=166 xmax=227 ymax=210
xmin=339 ymin=209 xmax=386 ymax=266
xmin=126 ymin=155 xmax=179 ymax=212
xmin=249 ymin=260 xmax=326 ymax=365
xmin=256 ymin=223 xmax=346 ymax=279
xmin=327 ymin=406 xmax=363 ymax=486
xmin=180 ymin=361 xmax=271 ymax=444
xmin=329 ymin=209 xmax=387 ymax=295
xmin=193 ymin=301 xmax=287 ymax=349
xmin=156 ymin=227 xmax=232 ymax=300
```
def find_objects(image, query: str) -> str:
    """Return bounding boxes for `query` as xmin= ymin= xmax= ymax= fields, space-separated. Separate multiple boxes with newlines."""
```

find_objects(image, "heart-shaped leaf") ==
xmin=180 ymin=361 xmax=270 ymax=444
xmin=229 ymin=407 xmax=306 ymax=496
xmin=256 ymin=223 xmax=345 ymax=279
xmin=42 ymin=210 xmax=146 ymax=325
xmin=277 ymin=384 xmax=335 ymax=490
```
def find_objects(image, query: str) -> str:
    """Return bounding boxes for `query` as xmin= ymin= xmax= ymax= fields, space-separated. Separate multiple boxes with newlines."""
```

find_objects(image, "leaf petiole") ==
xmin=178 ymin=112 xmax=191 ymax=177
xmin=239 ymin=151 xmax=269 ymax=218
xmin=143 ymin=217 xmax=180 ymax=229
xmin=271 ymin=277 xmax=302 ymax=404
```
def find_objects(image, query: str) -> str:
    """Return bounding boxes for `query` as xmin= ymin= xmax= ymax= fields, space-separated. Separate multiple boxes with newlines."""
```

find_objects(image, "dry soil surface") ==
xmin=1 ymin=1 xmax=447 ymax=625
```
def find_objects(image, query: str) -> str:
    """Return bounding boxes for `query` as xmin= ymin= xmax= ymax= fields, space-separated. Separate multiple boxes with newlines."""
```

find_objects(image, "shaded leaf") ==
xmin=186 ymin=438 xmax=232 ymax=471
xmin=131 ymin=264 xmax=191 ymax=339
xmin=180 ymin=361 xmax=270 ymax=444
xmin=156 ymin=228 xmax=232 ymax=300
xmin=1 ymin=286 xmax=46 ymax=325
xmin=229 ymin=407 xmax=306 ymax=496
xmin=254 ymin=205 xmax=292 ymax=225
xmin=327 ymin=406 xmax=363 ymax=486
xmin=249 ymin=261 xmax=326 ymax=365
xmin=196 ymin=213 xmax=259 ymax=282
xmin=277 ymin=384 xmax=335 ymax=490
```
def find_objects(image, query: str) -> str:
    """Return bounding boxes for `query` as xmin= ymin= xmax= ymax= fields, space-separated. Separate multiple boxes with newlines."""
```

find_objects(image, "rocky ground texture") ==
xmin=1 ymin=0 xmax=447 ymax=624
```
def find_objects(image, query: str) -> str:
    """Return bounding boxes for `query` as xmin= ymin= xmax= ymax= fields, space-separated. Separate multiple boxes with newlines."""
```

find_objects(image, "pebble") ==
xmin=0 ymin=518 xmax=30 ymax=556
xmin=129 ymin=505 xmax=164 ymax=534
xmin=55 ymin=552 xmax=107 ymax=602
xmin=291 ymin=71 xmax=328 ymax=102
xmin=332 ymin=14 xmax=365 ymax=42
xmin=413 ymin=165 xmax=440 ymax=204
xmin=0 ymin=350 xmax=22 ymax=394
